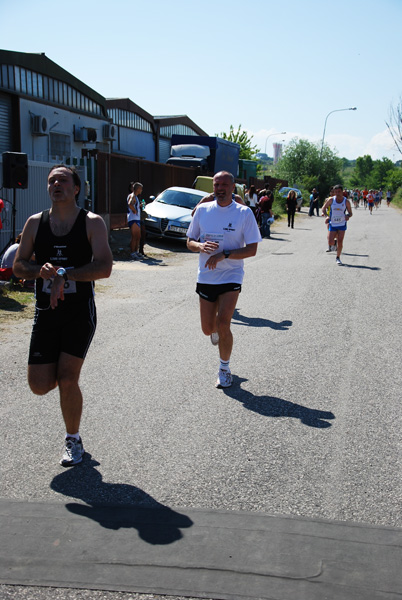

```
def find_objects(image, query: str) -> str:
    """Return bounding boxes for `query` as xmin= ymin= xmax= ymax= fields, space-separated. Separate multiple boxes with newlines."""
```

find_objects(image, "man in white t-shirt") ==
xmin=187 ymin=171 xmax=261 ymax=388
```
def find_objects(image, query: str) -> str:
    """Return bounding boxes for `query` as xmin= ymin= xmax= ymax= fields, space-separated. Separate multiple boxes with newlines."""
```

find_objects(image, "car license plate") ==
xmin=168 ymin=225 xmax=187 ymax=233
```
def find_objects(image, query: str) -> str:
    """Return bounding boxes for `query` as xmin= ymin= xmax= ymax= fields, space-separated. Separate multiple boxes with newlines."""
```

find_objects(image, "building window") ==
xmin=20 ymin=68 xmax=26 ymax=93
xmin=107 ymin=108 xmax=152 ymax=132
xmin=49 ymin=132 xmax=71 ymax=158
xmin=32 ymin=72 xmax=38 ymax=97
xmin=37 ymin=73 xmax=43 ymax=98
xmin=160 ymin=124 xmax=198 ymax=138
xmin=26 ymin=70 xmax=32 ymax=95
xmin=7 ymin=65 xmax=14 ymax=90
xmin=1 ymin=65 xmax=8 ymax=88
xmin=53 ymin=79 xmax=58 ymax=103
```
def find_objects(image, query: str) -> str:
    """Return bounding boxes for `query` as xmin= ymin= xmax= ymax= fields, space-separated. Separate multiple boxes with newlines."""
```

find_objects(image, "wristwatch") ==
xmin=223 ymin=250 xmax=231 ymax=259
xmin=56 ymin=267 xmax=68 ymax=282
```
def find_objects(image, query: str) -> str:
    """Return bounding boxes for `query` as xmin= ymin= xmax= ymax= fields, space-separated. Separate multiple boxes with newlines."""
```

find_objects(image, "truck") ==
xmin=166 ymin=135 xmax=240 ymax=177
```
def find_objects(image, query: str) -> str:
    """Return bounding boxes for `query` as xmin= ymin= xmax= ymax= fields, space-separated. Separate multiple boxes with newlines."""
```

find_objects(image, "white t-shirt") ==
xmin=127 ymin=194 xmax=140 ymax=222
xmin=187 ymin=200 xmax=262 ymax=284
xmin=246 ymin=192 xmax=258 ymax=208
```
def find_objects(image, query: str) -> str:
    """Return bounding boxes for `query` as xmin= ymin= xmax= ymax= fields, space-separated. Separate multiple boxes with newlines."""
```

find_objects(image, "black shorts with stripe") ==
xmin=28 ymin=297 xmax=97 ymax=364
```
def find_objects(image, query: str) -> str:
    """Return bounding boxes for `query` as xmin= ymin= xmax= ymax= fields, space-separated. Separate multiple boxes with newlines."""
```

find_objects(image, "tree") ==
xmin=275 ymin=138 xmax=343 ymax=199
xmin=349 ymin=155 xmax=374 ymax=187
xmin=350 ymin=155 xmax=397 ymax=190
xmin=386 ymin=97 xmax=402 ymax=156
xmin=216 ymin=124 xmax=260 ymax=160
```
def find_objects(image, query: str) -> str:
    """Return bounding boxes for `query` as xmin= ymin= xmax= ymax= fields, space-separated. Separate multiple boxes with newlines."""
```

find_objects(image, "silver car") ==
xmin=144 ymin=186 xmax=208 ymax=240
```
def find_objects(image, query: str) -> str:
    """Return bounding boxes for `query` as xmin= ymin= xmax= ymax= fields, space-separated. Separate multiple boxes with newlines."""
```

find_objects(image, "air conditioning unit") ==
xmin=103 ymin=124 xmax=116 ymax=140
xmin=74 ymin=126 xmax=88 ymax=142
xmin=31 ymin=115 xmax=48 ymax=136
xmin=87 ymin=128 xmax=97 ymax=143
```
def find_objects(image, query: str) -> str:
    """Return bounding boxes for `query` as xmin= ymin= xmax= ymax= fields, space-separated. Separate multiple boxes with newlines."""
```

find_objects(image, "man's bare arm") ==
xmin=13 ymin=214 xmax=41 ymax=280
xmin=64 ymin=213 xmax=113 ymax=282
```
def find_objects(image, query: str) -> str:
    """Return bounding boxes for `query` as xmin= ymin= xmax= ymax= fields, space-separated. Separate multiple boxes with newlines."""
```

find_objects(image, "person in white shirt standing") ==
xmin=187 ymin=171 xmax=261 ymax=388
xmin=127 ymin=182 xmax=143 ymax=259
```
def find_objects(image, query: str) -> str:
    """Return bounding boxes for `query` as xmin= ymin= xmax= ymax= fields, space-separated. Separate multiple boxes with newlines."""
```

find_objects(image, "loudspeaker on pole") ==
xmin=2 ymin=152 xmax=28 ymax=189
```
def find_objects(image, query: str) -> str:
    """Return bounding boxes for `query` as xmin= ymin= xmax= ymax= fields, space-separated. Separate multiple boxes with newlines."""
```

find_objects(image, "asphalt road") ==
xmin=1 ymin=203 xmax=401 ymax=599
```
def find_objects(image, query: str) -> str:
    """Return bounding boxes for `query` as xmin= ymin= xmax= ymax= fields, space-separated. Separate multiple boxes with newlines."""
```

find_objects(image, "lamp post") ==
xmin=264 ymin=131 xmax=286 ymax=154
xmin=319 ymin=107 xmax=357 ymax=161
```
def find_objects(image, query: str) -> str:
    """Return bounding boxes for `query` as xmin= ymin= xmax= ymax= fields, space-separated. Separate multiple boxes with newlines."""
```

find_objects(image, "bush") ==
xmin=392 ymin=187 xmax=402 ymax=208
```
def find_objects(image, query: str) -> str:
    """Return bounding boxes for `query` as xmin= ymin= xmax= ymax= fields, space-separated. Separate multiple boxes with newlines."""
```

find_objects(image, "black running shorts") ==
xmin=28 ymin=297 xmax=97 ymax=364
xmin=196 ymin=282 xmax=242 ymax=303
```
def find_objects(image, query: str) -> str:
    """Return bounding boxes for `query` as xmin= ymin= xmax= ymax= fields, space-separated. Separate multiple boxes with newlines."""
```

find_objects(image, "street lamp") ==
xmin=319 ymin=107 xmax=357 ymax=161
xmin=264 ymin=131 xmax=286 ymax=154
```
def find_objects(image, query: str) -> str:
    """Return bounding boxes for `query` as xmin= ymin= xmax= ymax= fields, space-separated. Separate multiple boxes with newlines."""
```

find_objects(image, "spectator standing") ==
xmin=309 ymin=188 xmax=320 ymax=216
xmin=245 ymin=185 xmax=258 ymax=214
xmin=286 ymin=190 xmax=297 ymax=228
xmin=258 ymin=189 xmax=274 ymax=238
xmin=127 ymin=182 xmax=143 ymax=260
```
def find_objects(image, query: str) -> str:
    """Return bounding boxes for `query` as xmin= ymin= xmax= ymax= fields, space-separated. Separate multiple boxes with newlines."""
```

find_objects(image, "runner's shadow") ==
xmin=50 ymin=456 xmax=193 ymax=545
xmin=233 ymin=309 xmax=292 ymax=331
xmin=223 ymin=377 xmax=335 ymax=428
xmin=341 ymin=264 xmax=381 ymax=271
xmin=342 ymin=253 xmax=369 ymax=257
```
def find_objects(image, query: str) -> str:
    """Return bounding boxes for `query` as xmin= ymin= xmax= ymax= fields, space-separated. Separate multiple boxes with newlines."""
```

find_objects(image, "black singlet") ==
xmin=34 ymin=208 xmax=94 ymax=307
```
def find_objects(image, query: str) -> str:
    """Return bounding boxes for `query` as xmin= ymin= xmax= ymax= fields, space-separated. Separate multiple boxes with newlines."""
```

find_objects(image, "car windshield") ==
xmin=156 ymin=189 xmax=203 ymax=209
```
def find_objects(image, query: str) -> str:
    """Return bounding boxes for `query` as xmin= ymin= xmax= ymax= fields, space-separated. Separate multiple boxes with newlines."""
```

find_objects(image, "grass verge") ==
xmin=0 ymin=284 xmax=35 ymax=324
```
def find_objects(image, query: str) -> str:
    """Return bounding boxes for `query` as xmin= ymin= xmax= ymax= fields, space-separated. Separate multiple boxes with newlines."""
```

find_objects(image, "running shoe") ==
xmin=336 ymin=257 xmax=343 ymax=266
xmin=60 ymin=437 xmax=84 ymax=467
xmin=130 ymin=252 xmax=141 ymax=260
xmin=215 ymin=369 xmax=233 ymax=389
xmin=326 ymin=247 xmax=332 ymax=252
xmin=210 ymin=332 xmax=219 ymax=346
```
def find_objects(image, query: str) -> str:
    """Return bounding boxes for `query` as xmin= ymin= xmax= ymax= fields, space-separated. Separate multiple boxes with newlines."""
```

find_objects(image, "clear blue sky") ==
xmin=1 ymin=0 xmax=401 ymax=161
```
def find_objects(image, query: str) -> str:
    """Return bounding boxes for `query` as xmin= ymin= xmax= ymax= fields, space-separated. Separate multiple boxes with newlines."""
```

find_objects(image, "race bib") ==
xmin=203 ymin=233 xmax=224 ymax=254
xmin=42 ymin=278 xmax=77 ymax=295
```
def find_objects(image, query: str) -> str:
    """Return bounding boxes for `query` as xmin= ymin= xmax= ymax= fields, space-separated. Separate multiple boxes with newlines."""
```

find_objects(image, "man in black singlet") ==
xmin=14 ymin=165 xmax=113 ymax=466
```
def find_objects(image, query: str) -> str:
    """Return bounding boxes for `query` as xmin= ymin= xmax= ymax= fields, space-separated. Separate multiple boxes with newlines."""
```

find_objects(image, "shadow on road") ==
xmin=50 ymin=456 xmax=193 ymax=545
xmin=341 ymin=264 xmax=381 ymax=271
xmin=223 ymin=377 xmax=335 ymax=429
xmin=233 ymin=308 xmax=292 ymax=331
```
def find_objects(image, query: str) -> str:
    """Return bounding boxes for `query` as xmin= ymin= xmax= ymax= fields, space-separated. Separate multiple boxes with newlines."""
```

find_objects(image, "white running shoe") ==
xmin=215 ymin=369 xmax=233 ymax=388
xmin=210 ymin=332 xmax=219 ymax=346
xmin=336 ymin=257 xmax=343 ymax=266
xmin=60 ymin=437 xmax=84 ymax=467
